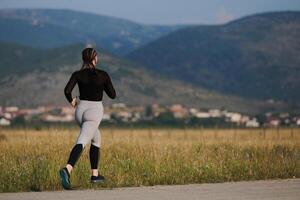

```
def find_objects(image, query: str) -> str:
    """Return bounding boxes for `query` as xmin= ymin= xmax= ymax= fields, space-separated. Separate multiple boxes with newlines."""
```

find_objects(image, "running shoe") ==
xmin=91 ymin=174 xmax=105 ymax=183
xmin=59 ymin=167 xmax=71 ymax=189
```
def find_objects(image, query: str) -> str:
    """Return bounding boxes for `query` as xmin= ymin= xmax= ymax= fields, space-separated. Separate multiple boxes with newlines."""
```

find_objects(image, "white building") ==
xmin=0 ymin=117 xmax=11 ymax=126
xmin=269 ymin=119 xmax=280 ymax=127
xmin=102 ymin=113 xmax=111 ymax=121
xmin=3 ymin=112 xmax=12 ymax=120
xmin=241 ymin=115 xmax=250 ymax=123
xmin=229 ymin=113 xmax=242 ymax=123
xmin=189 ymin=108 xmax=198 ymax=115
xmin=209 ymin=109 xmax=222 ymax=117
xmin=196 ymin=112 xmax=210 ymax=118
xmin=42 ymin=114 xmax=73 ymax=122
xmin=245 ymin=118 xmax=260 ymax=127
xmin=296 ymin=118 xmax=300 ymax=126
xmin=5 ymin=106 xmax=19 ymax=112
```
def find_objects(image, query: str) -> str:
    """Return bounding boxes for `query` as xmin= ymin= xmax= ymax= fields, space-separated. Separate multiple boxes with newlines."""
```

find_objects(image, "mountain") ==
xmin=127 ymin=11 xmax=300 ymax=104
xmin=0 ymin=8 xmax=184 ymax=55
xmin=0 ymin=42 xmax=287 ymax=114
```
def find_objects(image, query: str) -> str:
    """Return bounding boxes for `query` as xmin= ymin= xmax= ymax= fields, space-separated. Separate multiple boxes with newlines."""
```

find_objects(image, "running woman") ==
xmin=59 ymin=47 xmax=116 ymax=189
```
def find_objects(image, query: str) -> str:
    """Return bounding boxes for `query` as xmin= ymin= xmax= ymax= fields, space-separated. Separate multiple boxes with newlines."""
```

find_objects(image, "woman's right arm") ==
xmin=64 ymin=71 xmax=78 ymax=103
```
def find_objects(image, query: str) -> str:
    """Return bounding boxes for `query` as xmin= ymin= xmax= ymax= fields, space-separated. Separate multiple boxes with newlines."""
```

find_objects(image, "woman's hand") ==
xmin=71 ymin=97 xmax=78 ymax=108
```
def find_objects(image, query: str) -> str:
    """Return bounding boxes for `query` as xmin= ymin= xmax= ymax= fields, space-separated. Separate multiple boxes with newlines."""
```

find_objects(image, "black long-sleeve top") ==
xmin=64 ymin=68 xmax=116 ymax=103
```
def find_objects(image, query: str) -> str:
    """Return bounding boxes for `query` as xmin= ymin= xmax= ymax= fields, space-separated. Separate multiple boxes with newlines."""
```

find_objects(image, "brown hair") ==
xmin=81 ymin=47 xmax=97 ymax=70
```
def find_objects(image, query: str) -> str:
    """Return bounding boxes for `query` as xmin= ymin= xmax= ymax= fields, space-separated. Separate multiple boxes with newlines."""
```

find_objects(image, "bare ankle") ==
xmin=92 ymin=169 xmax=99 ymax=176
xmin=66 ymin=164 xmax=73 ymax=174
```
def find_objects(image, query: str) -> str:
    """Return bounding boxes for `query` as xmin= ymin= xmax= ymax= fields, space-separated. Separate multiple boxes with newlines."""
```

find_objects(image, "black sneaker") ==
xmin=59 ymin=167 xmax=71 ymax=190
xmin=91 ymin=175 xmax=105 ymax=183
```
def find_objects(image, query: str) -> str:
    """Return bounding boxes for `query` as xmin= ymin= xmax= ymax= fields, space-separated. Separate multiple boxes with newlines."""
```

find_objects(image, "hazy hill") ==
xmin=128 ymin=11 xmax=300 ymax=104
xmin=0 ymin=42 xmax=286 ymax=114
xmin=0 ymin=8 xmax=183 ymax=55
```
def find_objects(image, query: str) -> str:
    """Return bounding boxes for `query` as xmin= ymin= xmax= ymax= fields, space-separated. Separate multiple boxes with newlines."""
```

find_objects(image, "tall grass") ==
xmin=0 ymin=127 xmax=299 ymax=192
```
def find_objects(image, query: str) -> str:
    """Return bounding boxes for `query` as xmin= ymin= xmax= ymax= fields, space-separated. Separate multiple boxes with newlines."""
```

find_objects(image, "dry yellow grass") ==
xmin=0 ymin=127 xmax=299 ymax=192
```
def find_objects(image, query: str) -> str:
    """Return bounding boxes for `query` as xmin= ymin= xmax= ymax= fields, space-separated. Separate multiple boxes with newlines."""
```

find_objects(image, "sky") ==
xmin=0 ymin=0 xmax=300 ymax=25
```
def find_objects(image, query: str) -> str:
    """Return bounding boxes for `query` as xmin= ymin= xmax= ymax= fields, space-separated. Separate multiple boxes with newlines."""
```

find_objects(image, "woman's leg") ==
xmin=89 ymin=128 xmax=101 ymax=176
xmin=64 ymin=105 xmax=84 ymax=174
xmin=89 ymin=104 xmax=103 ymax=176
xmin=66 ymin=143 xmax=84 ymax=170
xmin=89 ymin=144 xmax=100 ymax=176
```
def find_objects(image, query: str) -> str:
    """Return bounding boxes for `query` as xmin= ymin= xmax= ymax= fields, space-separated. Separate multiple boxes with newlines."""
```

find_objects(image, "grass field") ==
xmin=0 ymin=127 xmax=299 ymax=192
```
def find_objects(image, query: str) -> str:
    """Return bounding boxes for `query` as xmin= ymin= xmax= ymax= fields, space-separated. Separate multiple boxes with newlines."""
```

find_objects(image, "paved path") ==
xmin=1 ymin=179 xmax=299 ymax=200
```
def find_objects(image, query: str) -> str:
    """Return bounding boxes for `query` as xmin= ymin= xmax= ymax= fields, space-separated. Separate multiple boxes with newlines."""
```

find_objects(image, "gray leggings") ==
xmin=75 ymin=99 xmax=104 ymax=148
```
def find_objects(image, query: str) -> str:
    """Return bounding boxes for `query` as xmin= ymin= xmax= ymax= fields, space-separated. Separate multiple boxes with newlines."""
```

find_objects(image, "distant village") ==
xmin=0 ymin=103 xmax=300 ymax=127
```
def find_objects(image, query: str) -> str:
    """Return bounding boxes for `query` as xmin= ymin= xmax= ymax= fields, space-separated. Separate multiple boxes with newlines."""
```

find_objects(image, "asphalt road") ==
xmin=1 ymin=178 xmax=299 ymax=200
